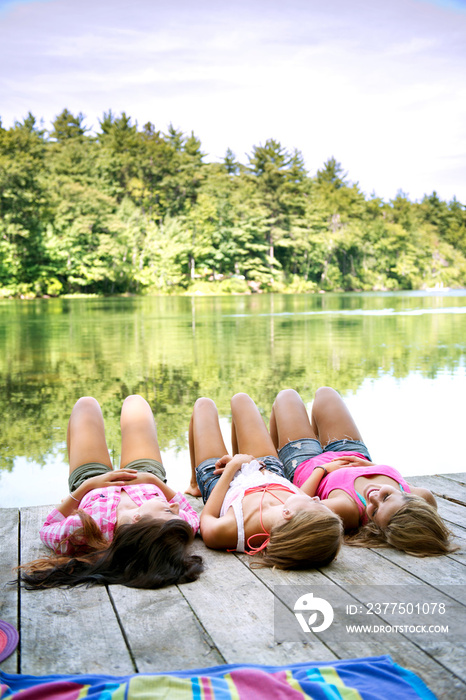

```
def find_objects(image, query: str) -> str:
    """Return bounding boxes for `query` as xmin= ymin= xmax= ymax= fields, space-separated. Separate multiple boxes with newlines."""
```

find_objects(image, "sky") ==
xmin=1 ymin=0 xmax=465 ymax=203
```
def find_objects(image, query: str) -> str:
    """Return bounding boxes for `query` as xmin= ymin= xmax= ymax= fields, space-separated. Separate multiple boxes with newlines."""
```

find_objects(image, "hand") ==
xmin=325 ymin=456 xmax=375 ymax=472
xmin=213 ymin=453 xmax=254 ymax=475
xmin=115 ymin=471 xmax=164 ymax=487
xmin=213 ymin=454 xmax=233 ymax=474
xmin=82 ymin=469 xmax=139 ymax=492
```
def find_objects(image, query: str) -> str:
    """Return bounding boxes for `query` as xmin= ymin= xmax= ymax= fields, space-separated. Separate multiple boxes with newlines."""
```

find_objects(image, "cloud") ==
xmin=1 ymin=0 xmax=465 ymax=201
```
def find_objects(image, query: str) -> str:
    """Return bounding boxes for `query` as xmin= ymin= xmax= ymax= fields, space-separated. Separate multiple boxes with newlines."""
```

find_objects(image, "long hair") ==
xmin=19 ymin=513 xmax=204 ymax=589
xmin=254 ymin=509 xmax=343 ymax=570
xmin=345 ymin=494 xmax=458 ymax=557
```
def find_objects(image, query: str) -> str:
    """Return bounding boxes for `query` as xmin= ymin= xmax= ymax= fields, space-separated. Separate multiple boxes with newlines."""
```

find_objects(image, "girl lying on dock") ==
xmin=20 ymin=395 xmax=203 ymax=589
xmin=270 ymin=387 xmax=457 ymax=556
xmin=186 ymin=392 xmax=343 ymax=569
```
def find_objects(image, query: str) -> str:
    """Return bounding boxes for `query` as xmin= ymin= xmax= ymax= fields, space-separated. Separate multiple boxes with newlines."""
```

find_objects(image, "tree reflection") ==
xmin=0 ymin=293 xmax=464 ymax=471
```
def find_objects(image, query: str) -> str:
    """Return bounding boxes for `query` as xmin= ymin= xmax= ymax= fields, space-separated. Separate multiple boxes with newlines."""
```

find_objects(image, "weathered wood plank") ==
xmin=326 ymin=546 xmax=466 ymax=693
xmin=0 ymin=508 xmax=19 ymax=673
xmin=180 ymin=540 xmax=338 ymax=665
xmin=399 ymin=479 xmax=466 ymax=563
xmin=20 ymin=505 xmax=135 ymax=675
xmin=243 ymin=545 xmax=466 ymax=699
xmin=108 ymin=581 xmax=224 ymax=672
xmin=8 ymin=475 xmax=466 ymax=695
xmin=426 ymin=495 xmax=466 ymax=528
xmin=371 ymin=546 xmax=466 ymax=601
xmin=445 ymin=527 xmax=466 ymax=565
xmin=280 ymin=577 xmax=463 ymax=699
xmin=444 ymin=521 xmax=466 ymax=541
xmin=408 ymin=474 xmax=466 ymax=509
xmin=441 ymin=473 xmax=466 ymax=486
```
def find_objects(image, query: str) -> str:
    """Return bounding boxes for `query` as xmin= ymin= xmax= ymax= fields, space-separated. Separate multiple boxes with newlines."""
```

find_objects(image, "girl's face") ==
xmin=365 ymin=484 xmax=405 ymax=528
xmin=121 ymin=498 xmax=181 ymax=524
xmin=283 ymin=493 xmax=332 ymax=518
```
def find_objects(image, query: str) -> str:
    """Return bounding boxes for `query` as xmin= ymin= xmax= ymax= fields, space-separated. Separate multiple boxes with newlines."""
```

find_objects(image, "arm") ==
xmin=119 ymin=471 xmax=178 ymax=501
xmin=199 ymin=453 xmax=253 ymax=549
xmin=300 ymin=466 xmax=328 ymax=497
xmin=324 ymin=494 xmax=361 ymax=530
xmin=40 ymin=509 xmax=85 ymax=554
xmin=201 ymin=453 xmax=252 ymax=518
xmin=299 ymin=457 xmax=374 ymax=497
xmin=59 ymin=469 xmax=140 ymax=516
xmin=171 ymin=492 xmax=201 ymax=534
xmin=409 ymin=486 xmax=437 ymax=509
xmin=200 ymin=510 xmax=238 ymax=549
xmin=326 ymin=456 xmax=375 ymax=468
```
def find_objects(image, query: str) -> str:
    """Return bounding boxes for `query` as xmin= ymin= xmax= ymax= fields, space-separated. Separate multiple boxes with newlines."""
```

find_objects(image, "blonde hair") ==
xmin=254 ymin=509 xmax=343 ymax=570
xmin=346 ymin=494 xmax=458 ymax=557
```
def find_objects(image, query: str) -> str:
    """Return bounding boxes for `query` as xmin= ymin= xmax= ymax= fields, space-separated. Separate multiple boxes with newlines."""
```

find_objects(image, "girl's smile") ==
xmin=365 ymin=484 xmax=406 ymax=528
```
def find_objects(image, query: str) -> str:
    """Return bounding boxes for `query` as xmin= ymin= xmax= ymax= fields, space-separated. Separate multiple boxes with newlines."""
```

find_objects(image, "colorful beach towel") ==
xmin=0 ymin=655 xmax=437 ymax=699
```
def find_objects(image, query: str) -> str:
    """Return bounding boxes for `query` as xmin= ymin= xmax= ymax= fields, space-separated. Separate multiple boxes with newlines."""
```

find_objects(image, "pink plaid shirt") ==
xmin=40 ymin=484 xmax=200 ymax=554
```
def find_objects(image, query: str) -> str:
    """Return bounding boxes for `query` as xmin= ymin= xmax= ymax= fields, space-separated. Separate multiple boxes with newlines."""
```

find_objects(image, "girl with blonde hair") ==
xmin=186 ymin=393 xmax=343 ymax=569
xmin=270 ymin=387 xmax=457 ymax=557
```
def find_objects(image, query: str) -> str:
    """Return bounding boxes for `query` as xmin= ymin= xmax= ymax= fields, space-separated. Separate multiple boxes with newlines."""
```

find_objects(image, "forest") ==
xmin=1 ymin=108 xmax=465 ymax=298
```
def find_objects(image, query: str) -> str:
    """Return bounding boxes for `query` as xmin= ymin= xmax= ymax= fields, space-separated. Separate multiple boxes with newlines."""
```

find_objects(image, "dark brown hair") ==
xmin=19 ymin=512 xmax=203 ymax=589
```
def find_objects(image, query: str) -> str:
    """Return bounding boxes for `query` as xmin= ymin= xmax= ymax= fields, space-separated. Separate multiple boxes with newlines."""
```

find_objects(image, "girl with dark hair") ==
xmin=270 ymin=387 xmax=457 ymax=557
xmin=20 ymin=395 xmax=203 ymax=589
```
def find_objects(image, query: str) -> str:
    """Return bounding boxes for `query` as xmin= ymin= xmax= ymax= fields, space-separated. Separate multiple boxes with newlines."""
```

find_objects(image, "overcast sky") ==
xmin=1 ymin=0 xmax=465 ymax=203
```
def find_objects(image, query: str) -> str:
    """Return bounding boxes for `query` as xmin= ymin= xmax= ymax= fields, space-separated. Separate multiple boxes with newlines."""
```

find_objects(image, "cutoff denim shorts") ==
xmin=195 ymin=455 xmax=285 ymax=504
xmin=68 ymin=458 xmax=167 ymax=492
xmin=278 ymin=438 xmax=372 ymax=482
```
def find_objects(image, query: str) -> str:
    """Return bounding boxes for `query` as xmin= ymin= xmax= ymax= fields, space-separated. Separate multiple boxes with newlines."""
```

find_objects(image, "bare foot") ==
xmin=185 ymin=483 xmax=201 ymax=497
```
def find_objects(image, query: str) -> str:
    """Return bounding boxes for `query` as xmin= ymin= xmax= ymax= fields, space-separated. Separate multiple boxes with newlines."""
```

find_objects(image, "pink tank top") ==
xmin=294 ymin=452 xmax=411 ymax=525
xmin=293 ymin=451 xmax=367 ymax=487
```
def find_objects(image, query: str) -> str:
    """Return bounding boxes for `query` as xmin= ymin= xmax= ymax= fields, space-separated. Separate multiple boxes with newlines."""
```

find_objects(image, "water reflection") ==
xmin=0 ymin=291 xmax=465 ymax=506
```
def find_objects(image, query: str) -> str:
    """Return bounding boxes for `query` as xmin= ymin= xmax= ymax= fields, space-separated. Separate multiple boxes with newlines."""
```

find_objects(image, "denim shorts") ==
xmin=278 ymin=438 xmax=372 ymax=482
xmin=195 ymin=455 xmax=285 ymax=504
xmin=68 ymin=458 xmax=167 ymax=492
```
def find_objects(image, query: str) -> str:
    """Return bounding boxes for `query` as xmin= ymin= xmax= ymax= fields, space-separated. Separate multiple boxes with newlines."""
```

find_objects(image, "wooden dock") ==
xmin=1 ymin=472 xmax=465 ymax=699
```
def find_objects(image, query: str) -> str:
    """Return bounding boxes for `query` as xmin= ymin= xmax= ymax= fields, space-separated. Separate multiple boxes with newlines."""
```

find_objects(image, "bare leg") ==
xmin=120 ymin=395 xmax=162 ymax=467
xmin=269 ymin=389 xmax=317 ymax=450
xmin=187 ymin=413 xmax=200 ymax=495
xmin=311 ymin=386 xmax=363 ymax=446
xmin=186 ymin=397 xmax=228 ymax=496
xmin=67 ymin=397 xmax=112 ymax=476
xmin=231 ymin=393 xmax=278 ymax=457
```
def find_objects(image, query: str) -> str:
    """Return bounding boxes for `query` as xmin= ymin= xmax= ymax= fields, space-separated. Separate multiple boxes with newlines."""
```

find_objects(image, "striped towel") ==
xmin=0 ymin=655 xmax=438 ymax=699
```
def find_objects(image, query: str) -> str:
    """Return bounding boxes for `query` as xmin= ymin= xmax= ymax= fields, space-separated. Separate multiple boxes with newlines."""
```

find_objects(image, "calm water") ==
xmin=1 ymin=291 xmax=465 ymax=507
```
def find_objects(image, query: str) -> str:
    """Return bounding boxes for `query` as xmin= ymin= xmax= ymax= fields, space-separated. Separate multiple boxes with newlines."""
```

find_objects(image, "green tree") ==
xmin=49 ymin=108 xmax=88 ymax=142
xmin=131 ymin=122 xmax=177 ymax=222
xmin=161 ymin=127 xmax=206 ymax=217
xmin=247 ymin=139 xmax=308 ymax=272
xmin=0 ymin=113 xmax=49 ymax=294
xmin=316 ymin=156 xmax=347 ymax=188
xmin=46 ymin=109 xmax=96 ymax=185
xmin=223 ymin=148 xmax=240 ymax=175
xmin=96 ymin=111 xmax=140 ymax=201
xmin=46 ymin=181 xmax=124 ymax=294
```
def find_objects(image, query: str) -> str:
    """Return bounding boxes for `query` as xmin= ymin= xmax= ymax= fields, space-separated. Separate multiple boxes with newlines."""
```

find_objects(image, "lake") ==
xmin=1 ymin=290 xmax=465 ymax=507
